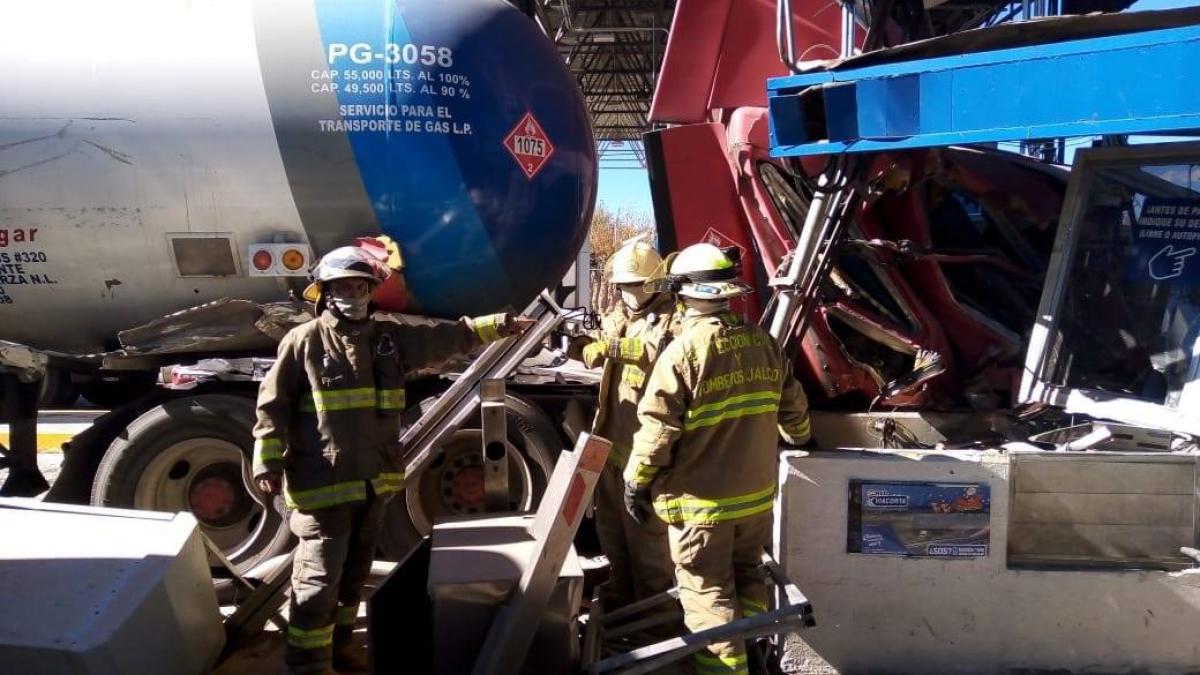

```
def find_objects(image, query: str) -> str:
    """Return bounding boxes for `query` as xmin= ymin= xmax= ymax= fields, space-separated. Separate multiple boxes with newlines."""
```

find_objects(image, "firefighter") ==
xmin=251 ymin=246 xmax=531 ymax=675
xmin=623 ymin=243 xmax=811 ymax=675
xmin=575 ymin=238 xmax=680 ymax=615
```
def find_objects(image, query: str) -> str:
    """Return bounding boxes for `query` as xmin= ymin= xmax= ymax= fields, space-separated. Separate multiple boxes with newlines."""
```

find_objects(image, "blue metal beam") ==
xmin=767 ymin=22 xmax=1200 ymax=157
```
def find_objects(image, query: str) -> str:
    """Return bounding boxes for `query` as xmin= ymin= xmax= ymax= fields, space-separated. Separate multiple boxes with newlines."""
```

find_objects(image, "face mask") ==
xmin=331 ymin=295 xmax=370 ymax=321
xmin=620 ymin=286 xmax=652 ymax=310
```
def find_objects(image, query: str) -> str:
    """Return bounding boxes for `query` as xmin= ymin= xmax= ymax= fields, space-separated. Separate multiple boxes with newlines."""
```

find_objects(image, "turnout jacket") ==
xmin=588 ymin=294 xmax=682 ymax=468
xmin=624 ymin=311 xmax=811 ymax=526
xmin=251 ymin=310 xmax=506 ymax=511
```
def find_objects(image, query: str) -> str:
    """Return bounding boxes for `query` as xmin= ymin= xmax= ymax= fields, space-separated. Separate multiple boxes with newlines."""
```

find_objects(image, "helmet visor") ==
xmin=640 ymin=251 xmax=679 ymax=294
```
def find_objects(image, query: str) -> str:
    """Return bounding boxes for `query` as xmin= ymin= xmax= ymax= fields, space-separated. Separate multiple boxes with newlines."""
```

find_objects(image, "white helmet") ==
xmin=668 ymin=243 xmax=751 ymax=299
xmin=312 ymin=246 xmax=386 ymax=284
xmin=607 ymin=238 xmax=662 ymax=285
xmin=302 ymin=246 xmax=389 ymax=303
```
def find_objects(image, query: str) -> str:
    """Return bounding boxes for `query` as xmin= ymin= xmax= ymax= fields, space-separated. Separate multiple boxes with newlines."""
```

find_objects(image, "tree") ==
xmin=589 ymin=203 xmax=655 ymax=267
xmin=588 ymin=203 xmax=655 ymax=311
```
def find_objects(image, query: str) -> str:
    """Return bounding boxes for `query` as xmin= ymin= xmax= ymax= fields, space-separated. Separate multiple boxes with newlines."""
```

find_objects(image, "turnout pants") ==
xmin=667 ymin=513 xmax=771 ymax=675
xmin=285 ymin=495 xmax=388 ymax=673
xmin=594 ymin=464 xmax=676 ymax=610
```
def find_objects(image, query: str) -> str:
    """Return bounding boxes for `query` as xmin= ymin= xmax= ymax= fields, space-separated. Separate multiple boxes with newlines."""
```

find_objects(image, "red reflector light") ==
xmin=252 ymin=250 xmax=273 ymax=271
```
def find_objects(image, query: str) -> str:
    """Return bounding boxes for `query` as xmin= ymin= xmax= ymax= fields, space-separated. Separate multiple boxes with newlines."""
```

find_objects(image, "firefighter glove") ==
xmin=581 ymin=340 xmax=608 ymax=368
xmin=623 ymin=481 xmax=654 ymax=525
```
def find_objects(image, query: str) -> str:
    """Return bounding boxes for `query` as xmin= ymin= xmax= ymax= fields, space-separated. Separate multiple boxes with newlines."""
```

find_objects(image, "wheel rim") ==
xmin=133 ymin=438 xmax=266 ymax=560
xmin=405 ymin=429 xmax=535 ymax=534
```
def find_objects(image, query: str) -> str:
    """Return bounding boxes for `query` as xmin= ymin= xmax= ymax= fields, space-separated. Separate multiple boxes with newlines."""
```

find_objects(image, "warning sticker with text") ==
xmin=504 ymin=112 xmax=555 ymax=180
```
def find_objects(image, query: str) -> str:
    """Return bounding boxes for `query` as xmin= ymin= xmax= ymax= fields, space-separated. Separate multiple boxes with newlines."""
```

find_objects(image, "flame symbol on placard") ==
xmin=525 ymin=119 xmax=536 ymax=135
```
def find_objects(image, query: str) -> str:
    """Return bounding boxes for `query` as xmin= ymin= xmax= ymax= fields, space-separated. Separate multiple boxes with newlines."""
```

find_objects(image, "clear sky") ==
xmin=594 ymin=0 xmax=1199 ymax=217
xmin=597 ymin=150 xmax=654 ymax=218
xmin=597 ymin=161 xmax=653 ymax=217
xmin=1131 ymin=0 xmax=1197 ymax=8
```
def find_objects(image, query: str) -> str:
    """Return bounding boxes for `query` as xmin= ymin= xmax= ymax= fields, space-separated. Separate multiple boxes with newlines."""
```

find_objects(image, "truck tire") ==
xmin=38 ymin=367 xmax=78 ymax=409
xmin=90 ymin=394 xmax=293 ymax=574
xmin=80 ymin=372 xmax=157 ymax=409
xmin=45 ymin=393 xmax=168 ymax=504
xmin=377 ymin=393 xmax=562 ymax=560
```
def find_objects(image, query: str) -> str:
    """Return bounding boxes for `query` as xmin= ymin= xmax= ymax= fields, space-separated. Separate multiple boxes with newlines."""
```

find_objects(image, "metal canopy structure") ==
xmin=767 ymin=9 xmax=1200 ymax=157
xmin=923 ymin=1 xmax=1134 ymax=35
xmin=503 ymin=1 xmax=1139 ymax=167
xmin=511 ymin=0 xmax=676 ymax=168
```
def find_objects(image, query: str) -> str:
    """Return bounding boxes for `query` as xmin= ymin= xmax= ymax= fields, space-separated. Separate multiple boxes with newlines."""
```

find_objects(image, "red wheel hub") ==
xmin=189 ymin=476 xmax=236 ymax=523
xmin=452 ymin=465 xmax=485 ymax=509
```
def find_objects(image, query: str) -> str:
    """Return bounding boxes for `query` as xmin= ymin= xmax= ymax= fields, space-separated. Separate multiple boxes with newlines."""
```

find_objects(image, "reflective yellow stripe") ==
xmin=254 ymin=437 xmax=284 ymax=463
xmin=298 ymin=387 xmax=406 ymax=413
xmin=376 ymin=388 xmax=406 ymax=410
xmin=371 ymin=471 xmax=406 ymax=496
xmin=285 ymin=480 xmax=368 ymax=510
xmin=472 ymin=313 xmax=505 ymax=342
xmin=299 ymin=387 xmax=378 ymax=413
xmin=741 ymin=596 xmax=769 ymax=616
xmin=781 ymin=415 xmax=811 ymax=439
xmin=628 ymin=462 xmax=661 ymax=487
xmin=694 ymin=651 xmax=748 ymax=674
xmin=688 ymin=390 xmax=780 ymax=418
xmin=287 ymin=623 xmax=334 ymax=649
xmin=618 ymin=337 xmax=644 ymax=360
xmin=667 ymin=484 xmax=776 ymax=509
xmin=335 ymin=604 xmax=359 ymax=626
xmin=685 ymin=390 xmax=780 ymax=431
xmin=619 ymin=366 xmax=646 ymax=388
xmin=655 ymin=484 xmax=776 ymax=524
xmin=687 ymin=403 xmax=779 ymax=431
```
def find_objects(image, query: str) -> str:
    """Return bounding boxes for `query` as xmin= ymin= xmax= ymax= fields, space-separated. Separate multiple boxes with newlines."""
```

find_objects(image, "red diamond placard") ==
xmin=503 ymin=112 xmax=555 ymax=180
xmin=702 ymin=227 xmax=747 ymax=262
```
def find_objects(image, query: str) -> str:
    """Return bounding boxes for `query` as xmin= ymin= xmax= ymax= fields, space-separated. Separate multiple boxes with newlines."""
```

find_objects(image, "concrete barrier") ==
xmin=776 ymin=448 xmax=1200 ymax=675
xmin=0 ymin=498 xmax=224 ymax=674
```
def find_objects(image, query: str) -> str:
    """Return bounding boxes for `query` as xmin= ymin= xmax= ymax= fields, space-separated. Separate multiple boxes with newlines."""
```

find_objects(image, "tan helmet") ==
xmin=669 ymin=243 xmax=751 ymax=299
xmin=607 ymin=238 xmax=662 ymax=285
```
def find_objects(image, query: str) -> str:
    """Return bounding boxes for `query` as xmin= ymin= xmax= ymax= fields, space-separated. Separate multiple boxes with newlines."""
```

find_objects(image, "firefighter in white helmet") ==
xmin=624 ymin=242 xmax=811 ymax=675
xmin=252 ymin=246 xmax=532 ymax=674
xmin=574 ymin=238 xmax=681 ymax=620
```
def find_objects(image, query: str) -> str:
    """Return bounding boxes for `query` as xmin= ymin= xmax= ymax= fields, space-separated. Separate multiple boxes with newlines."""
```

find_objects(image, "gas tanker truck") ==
xmin=0 ymin=0 xmax=597 ymax=570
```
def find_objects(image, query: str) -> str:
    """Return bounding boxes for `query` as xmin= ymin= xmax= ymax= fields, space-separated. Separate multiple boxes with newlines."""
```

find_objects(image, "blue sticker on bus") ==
xmin=1127 ymin=197 xmax=1200 ymax=286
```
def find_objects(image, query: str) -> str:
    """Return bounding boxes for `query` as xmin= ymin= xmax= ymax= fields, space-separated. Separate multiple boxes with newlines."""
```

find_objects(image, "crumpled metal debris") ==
xmin=0 ymin=340 xmax=48 ymax=382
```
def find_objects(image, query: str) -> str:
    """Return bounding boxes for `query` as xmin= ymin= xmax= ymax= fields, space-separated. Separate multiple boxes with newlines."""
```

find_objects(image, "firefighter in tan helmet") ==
xmin=574 ymin=237 xmax=682 ymax=621
xmin=623 ymin=243 xmax=811 ymax=675
xmin=251 ymin=245 xmax=532 ymax=674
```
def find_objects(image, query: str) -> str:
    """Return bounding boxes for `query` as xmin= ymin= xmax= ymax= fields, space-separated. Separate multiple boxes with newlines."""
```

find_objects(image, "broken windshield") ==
xmin=1050 ymin=160 xmax=1200 ymax=409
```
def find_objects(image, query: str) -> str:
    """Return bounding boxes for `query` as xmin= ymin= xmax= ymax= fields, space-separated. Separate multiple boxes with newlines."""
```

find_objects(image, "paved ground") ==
xmin=213 ymin=592 xmax=378 ymax=675
xmin=0 ymin=451 xmax=63 ymax=495
xmin=0 ymin=409 xmax=105 ymax=454
xmin=0 ymin=411 xmax=101 ymax=496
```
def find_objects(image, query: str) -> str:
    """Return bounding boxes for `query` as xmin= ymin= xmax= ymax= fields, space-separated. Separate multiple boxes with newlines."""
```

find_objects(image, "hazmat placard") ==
xmin=504 ymin=112 xmax=555 ymax=179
